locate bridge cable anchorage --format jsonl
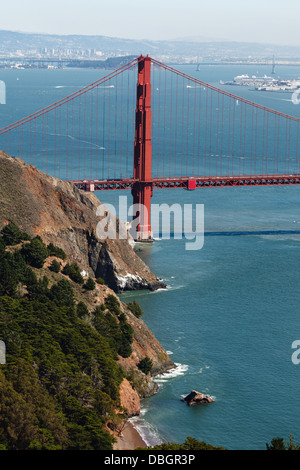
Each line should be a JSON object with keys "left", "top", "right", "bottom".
{"left": 1, "top": 55, "right": 300, "bottom": 241}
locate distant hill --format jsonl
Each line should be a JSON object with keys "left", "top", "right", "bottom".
{"left": 1, "top": 29, "right": 300, "bottom": 60}
{"left": 0, "top": 29, "right": 163, "bottom": 56}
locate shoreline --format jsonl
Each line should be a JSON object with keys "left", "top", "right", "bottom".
{"left": 113, "top": 421, "right": 148, "bottom": 450}
{"left": 113, "top": 363, "right": 182, "bottom": 450}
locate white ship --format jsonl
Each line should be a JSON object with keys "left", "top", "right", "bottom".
{"left": 221, "top": 74, "right": 300, "bottom": 92}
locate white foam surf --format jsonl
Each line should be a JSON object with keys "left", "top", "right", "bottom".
{"left": 129, "top": 416, "right": 164, "bottom": 448}
{"left": 154, "top": 363, "right": 189, "bottom": 384}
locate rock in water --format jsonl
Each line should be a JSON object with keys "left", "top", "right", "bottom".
{"left": 181, "top": 391, "right": 214, "bottom": 406}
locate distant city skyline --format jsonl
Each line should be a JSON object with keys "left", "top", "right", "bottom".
{"left": 1, "top": 0, "right": 300, "bottom": 47}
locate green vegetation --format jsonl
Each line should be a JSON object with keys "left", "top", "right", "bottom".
{"left": 0, "top": 224, "right": 136, "bottom": 450}
{"left": 20, "top": 236, "right": 49, "bottom": 268}
{"left": 137, "top": 357, "right": 153, "bottom": 375}
{"left": 104, "top": 294, "right": 121, "bottom": 316}
{"left": 47, "top": 243, "right": 66, "bottom": 261}
{"left": 266, "top": 435, "right": 300, "bottom": 450}
{"left": 84, "top": 277, "right": 96, "bottom": 291}
{"left": 92, "top": 297, "right": 134, "bottom": 359}
{"left": 139, "top": 434, "right": 300, "bottom": 451}
{"left": 0, "top": 222, "right": 31, "bottom": 246}
{"left": 76, "top": 301, "right": 89, "bottom": 319}
{"left": 49, "top": 259, "right": 61, "bottom": 273}
{"left": 62, "top": 262, "right": 84, "bottom": 285}
{"left": 140, "top": 436, "right": 226, "bottom": 451}
{"left": 127, "top": 300, "right": 144, "bottom": 318}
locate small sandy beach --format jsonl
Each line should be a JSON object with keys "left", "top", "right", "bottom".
{"left": 113, "top": 421, "right": 147, "bottom": 450}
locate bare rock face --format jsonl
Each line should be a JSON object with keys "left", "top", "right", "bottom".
{"left": 94, "top": 239, "right": 166, "bottom": 293}
{"left": 0, "top": 152, "right": 165, "bottom": 293}
{"left": 119, "top": 379, "right": 141, "bottom": 418}
{"left": 181, "top": 391, "right": 214, "bottom": 406}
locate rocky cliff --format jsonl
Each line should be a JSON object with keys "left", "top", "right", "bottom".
{"left": 0, "top": 152, "right": 164, "bottom": 292}
{"left": 0, "top": 152, "right": 175, "bottom": 417}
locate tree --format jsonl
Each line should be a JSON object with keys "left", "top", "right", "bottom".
{"left": 127, "top": 300, "right": 144, "bottom": 318}
{"left": 49, "top": 259, "right": 61, "bottom": 273}
{"left": 83, "top": 278, "right": 96, "bottom": 291}
{"left": 0, "top": 371, "right": 39, "bottom": 450}
{"left": 62, "top": 263, "right": 84, "bottom": 285}
{"left": 137, "top": 357, "right": 153, "bottom": 375}
{"left": 266, "top": 437, "right": 286, "bottom": 450}
{"left": 266, "top": 435, "right": 300, "bottom": 450}
{"left": 0, "top": 237, "right": 6, "bottom": 256}
{"left": 47, "top": 243, "right": 66, "bottom": 260}
{"left": 142, "top": 437, "right": 226, "bottom": 451}
{"left": 118, "top": 313, "right": 134, "bottom": 358}
{"left": 104, "top": 295, "right": 121, "bottom": 316}
{"left": 21, "top": 238, "right": 48, "bottom": 268}
{"left": 0, "top": 257, "right": 18, "bottom": 296}
{"left": 50, "top": 279, "right": 75, "bottom": 307}
{"left": 76, "top": 301, "right": 89, "bottom": 318}
{"left": 1, "top": 223, "right": 30, "bottom": 246}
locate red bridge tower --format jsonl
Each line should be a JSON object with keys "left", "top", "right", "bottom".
{"left": 132, "top": 55, "right": 153, "bottom": 242}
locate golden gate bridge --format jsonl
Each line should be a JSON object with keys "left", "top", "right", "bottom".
{"left": 1, "top": 55, "right": 300, "bottom": 241}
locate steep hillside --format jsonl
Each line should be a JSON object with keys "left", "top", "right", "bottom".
{"left": 0, "top": 152, "right": 164, "bottom": 292}
{"left": 0, "top": 223, "right": 174, "bottom": 450}
{"left": 0, "top": 152, "right": 175, "bottom": 450}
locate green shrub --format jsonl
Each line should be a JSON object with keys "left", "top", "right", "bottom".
{"left": 104, "top": 295, "right": 121, "bottom": 316}
{"left": 47, "top": 243, "right": 67, "bottom": 260}
{"left": 49, "top": 259, "right": 61, "bottom": 273}
{"left": 92, "top": 307, "right": 133, "bottom": 359}
{"left": 62, "top": 263, "right": 71, "bottom": 275}
{"left": 127, "top": 300, "right": 144, "bottom": 318}
{"left": 137, "top": 357, "right": 153, "bottom": 375}
{"left": 266, "top": 435, "right": 300, "bottom": 450}
{"left": 21, "top": 237, "right": 48, "bottom": 268}
{"left": 0, "top": 237, "right": 5, "bottom": 255}
{"left": 145, "top": 437, "right": 226, "bottom": 451}
{"left": 83, "top": 278, "right": 96, "bottom": 291}
{"left": 0, "top": 256, "right": 18, "bottom": 296}
{"left": 1, "top": 223, "right": 31, "bottom": 246}
{"left": 76, "top": 301, "right": 89, "bottom": 318}
{"left": 50, "top": 279, "right": 75, "bottom": 307}
{"left": 116, "top": 313, "right": 133, "bottom": 358}
{"left": 62, "top": 263, "right": 84, "bottom": 285}
{"left": 96, "top": 277, "right": 105, "bottom": 285}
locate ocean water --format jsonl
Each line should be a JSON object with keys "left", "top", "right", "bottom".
{"left": 1, "top": 63, "right": 300, "bottom": 450}
{"left": 120, "top": 185, "right": 300, "bottom": 450}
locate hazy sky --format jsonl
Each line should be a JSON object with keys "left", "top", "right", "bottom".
{"left": 1, "top": 0, "right": 300, "bottom": 46}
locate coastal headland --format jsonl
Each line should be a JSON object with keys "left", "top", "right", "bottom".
{"left": 0, "top": 151, "right": 175, "bottom": 450}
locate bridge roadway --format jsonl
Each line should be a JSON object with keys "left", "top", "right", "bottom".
{"left": 71, "top": 174, "right": 300, "bottom": 192}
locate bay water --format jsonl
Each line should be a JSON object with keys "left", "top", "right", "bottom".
{"left": 120, "top": 184, "right": 300, "bottom": 450}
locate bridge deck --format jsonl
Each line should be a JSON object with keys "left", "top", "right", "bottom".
{"left": 71, "top": 174, "right": 300, "bottom": 191}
